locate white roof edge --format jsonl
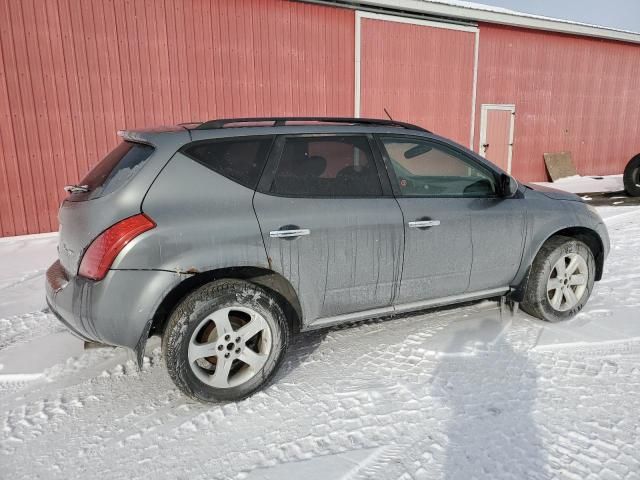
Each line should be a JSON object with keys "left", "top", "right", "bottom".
{"left": 341, "top": 0, "right": 640, "bottom": 44}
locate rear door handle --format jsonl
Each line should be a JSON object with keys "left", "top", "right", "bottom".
{"left": 408, "top": 220, "right": 441, "bottom": 228}
{"left": 269, "top": 228, "right": 311, "bottom": 238}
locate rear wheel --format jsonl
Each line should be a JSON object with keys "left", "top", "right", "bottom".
{"left": 521, "top": 236, "right": 595, "bottom": 322}
{"left": 162, "top": 279, "right": 289, "bottom": 402}
{"left": 623, "top": 154, "right": 640, "bottom": 197}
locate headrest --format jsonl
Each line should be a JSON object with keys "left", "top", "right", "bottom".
{"left": 337, "top": 166, "right": 357, "bottom": 177}
{"left": 303, "top": 155, "right": 326, "bottom": 177}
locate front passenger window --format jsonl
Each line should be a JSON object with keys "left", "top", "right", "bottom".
{"left": 380, "top": 136, "right": 497, "bottom": 197}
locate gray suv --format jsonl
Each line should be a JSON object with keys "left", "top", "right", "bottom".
{"left": 46, "top": 117, "right": 609, "bottom": 402}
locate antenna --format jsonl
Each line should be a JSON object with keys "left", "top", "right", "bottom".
{"left": 383, "top": 108, "right": 393, "bottom": 121}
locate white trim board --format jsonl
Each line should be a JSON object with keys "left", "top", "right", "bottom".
{"left": 469, "top": 29, "right": 479, "bottom": 150}
{"left": 354, "top": 12, "right": 361, "bottom": 117}
{"left": 354, "top": 10, "right": 479, "bottom": 149}
{"left": 338, "top": 0, "right": 640, "bottom": 45}
{"left": 356, "top": 10, "right": 478, "bottom": 32}
{"left": 479, "top": 103, "right": 516, "bottom": 173}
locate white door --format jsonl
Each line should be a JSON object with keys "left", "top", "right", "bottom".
{"left": 479, "top": 104, "right": 515, "bottom": 173}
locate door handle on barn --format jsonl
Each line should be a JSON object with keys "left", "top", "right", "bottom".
{"left": 408, "top": 220, "right": 441, "bottom": 229}
{"left": 269, "top": 228, "right": 311, "bottom": 239}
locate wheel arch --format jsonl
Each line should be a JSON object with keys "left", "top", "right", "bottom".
{"left": 510, "top": 226, "right": 605, "bottom": 302}
{"left": 149, "top": 266, "right": 303, "bottom": 340}
{"left": 547, "top": 227, "right": 605, "bottom": 281}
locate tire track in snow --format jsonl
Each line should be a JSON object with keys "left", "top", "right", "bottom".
{"left": 2, "top": 207, "right": 640, "bottom": 478}
{"left": 0, "top": 269, "right": 47, "bottom": 292}
{"left": 0, "top": 311, "right": 63, "bottom": 350}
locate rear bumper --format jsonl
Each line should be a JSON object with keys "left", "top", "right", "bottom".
{"left": 46, "top": 260, "right": 184, "bottom": 363}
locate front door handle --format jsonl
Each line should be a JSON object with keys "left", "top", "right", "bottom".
{"left": 408, "top": 220, "right": 441, "bottom": 228}
{"left": 269, "top": 228, "right": 311, "bottom": 238}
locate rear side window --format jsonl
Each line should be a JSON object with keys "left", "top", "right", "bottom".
{"left": 181, "top": 136, "right": 274, "bottom": 189}
{"left": 269, "top": 135, "right": 382, "bottom": 197}
{"left": 69, "top": 142, "right": 155, "bottom": 201}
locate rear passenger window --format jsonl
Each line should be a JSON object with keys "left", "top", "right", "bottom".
{"left": 181, "top": 136, "right": 274, "bottom": 189}
{"left": 269, "top": 136, "right": 382, "bottom": 197}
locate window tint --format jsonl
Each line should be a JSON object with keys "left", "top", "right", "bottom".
{"left": 380, "top": 136, "right": 497, "bottom": 197}
{"left": 181, "top": 136, "right": 273, "bottom": 189}
{"left": 69, "top": 142, "right": 155, "bottom": 202}
{"left": 270, "top": 136, "right": 382, "bottom": 197}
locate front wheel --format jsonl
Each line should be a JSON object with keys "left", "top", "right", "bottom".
{"left": 521, "top": 236, "right": 595, "bottom": 322}
{"left": 162, "top": 279, "right": 290, "bottom": 403}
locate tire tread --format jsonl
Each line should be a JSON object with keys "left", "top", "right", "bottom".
{"left": 521, "top": 235, "right": 595, "bottom": 322}
{"left": 623, "top": 154, "right": 640, "bottom": 197}
{"left": 162, "top": 279, "right": 289, "bottom": 403}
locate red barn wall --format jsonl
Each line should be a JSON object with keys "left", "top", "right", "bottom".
{"left": 475, "top": 23, "right": 640, "bottom": 182}
{"left": 2, "top": 1, "right": 640, "bottom": 237}
{"left": 0, "top": 0, "right": 354, "bottom": 237}
{"left": 358, "top": 16, "right": 477, "bottom": 146}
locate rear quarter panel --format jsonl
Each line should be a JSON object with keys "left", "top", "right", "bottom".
{"left": 113, "top": 152, "right": 269, "bottom": 272}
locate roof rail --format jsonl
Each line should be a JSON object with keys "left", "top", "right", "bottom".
{"left": 193, "top": 116, "right": 431, "bottom": 133}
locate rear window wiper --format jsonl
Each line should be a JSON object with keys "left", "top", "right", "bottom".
{"left": 64, "top": 184, "right": 90, "bottom": 193}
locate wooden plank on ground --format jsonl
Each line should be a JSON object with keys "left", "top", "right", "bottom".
{"left": 544, "top": 151, "right": 578, "bottom": 181}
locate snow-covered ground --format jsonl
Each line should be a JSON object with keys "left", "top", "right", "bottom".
{"left": 1, "top": 206, "right": 640, "bottom": 479}
{"left": 532, "top": 174, "right": 625, "bottom": 194}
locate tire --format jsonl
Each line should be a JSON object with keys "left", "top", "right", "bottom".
{"left": 623, "top": 154, "right": 640, "bottom": 197}
{"left": 521, "top": 236, "right": 596, "bottom": 322}
{"left": 162, "top": 279, "right": 290, "bottom": 403}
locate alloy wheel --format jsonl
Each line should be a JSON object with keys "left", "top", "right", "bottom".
{"left": 188, "top": 306, "right": 272, "bottom": 388}
{"left": 546, "top": 253, "right": 589, "bottom": 312}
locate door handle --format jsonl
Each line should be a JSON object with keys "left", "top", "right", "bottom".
{"left": 408, "top": 220, "right": 441, "bottom": 228}
{"left": 269, "top": 228, "right": 311, "bottom": 238}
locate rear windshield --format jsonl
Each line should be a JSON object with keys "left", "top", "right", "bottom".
{"left": 68, "top": 142, "right": 155, "bottom": 201}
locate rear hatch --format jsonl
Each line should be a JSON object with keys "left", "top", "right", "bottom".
{"left": 58, "top": 141, "right": 156, "bottom": 275}
{"left": 56, "top": 128, "right": 189, "bottom": 276}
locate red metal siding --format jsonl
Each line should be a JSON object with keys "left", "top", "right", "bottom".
{"left": 359, "top": 18, "right": 476, "bottom": 146}
{"left": 475, "top": 23, "right": 640, "bottom": 182}
{"left": 0, "top": 0, "right": 355, "bottom": 236}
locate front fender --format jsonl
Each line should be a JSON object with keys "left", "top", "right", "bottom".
{"left": 511, "top": 192, "right": 609, "bottom": 289}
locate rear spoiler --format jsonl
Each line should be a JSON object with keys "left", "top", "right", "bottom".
{"left": 117, "top": 130, "right": 153, "bottom": 144}
{"left": 117, "top": 125, "right": 192, "bottom": 146}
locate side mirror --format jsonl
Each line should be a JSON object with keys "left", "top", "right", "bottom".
{"left": 499, "top": 173, "right": 518, "bottom": 197}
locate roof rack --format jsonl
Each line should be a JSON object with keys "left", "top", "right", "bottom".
{"left": 193, "top": 116, "right": 430, "bottom": 133}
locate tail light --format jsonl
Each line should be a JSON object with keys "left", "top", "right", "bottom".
{"left": 79, "top": 214, "right": 156, "bottom": 280}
